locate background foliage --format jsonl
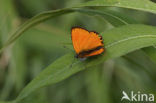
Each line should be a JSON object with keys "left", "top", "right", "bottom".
{"left": 0, "top": 0, "right": 156, "bottom": 103}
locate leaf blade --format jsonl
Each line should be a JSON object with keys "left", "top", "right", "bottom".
{"left": 14, "top": 24, "right": 156, "bottom": 103}
{"left": 0, "top": 8, "right": 73, "bottom": 53}
{"left": 78, "top": 0, "right": 156, "bottom": 14}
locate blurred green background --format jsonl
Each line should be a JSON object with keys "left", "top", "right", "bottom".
{"left": 0, "top": 0, "right": 156, "bottom": 103}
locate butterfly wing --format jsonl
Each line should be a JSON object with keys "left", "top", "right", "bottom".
{"left": 71, "top": 27, "right": 89, "bottom": 54}
{"left": 71, "top": 27, "right": 104, "bottom": 58}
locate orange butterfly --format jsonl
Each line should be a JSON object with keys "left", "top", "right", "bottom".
{"left": 71, "top": 27, "right": 104, "bottom": 58}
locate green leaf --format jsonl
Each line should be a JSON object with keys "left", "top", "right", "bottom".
{"left": 75, "top": 8, "right": 138, "bottom": 27}
{"left": 13, "top": 24, "right": 156, "bottom": 103}
{"left": 0, "top": 8, "right": 73, "bottom": 53}
{"left": 78, "top": 0, "right": 156, "bottom": 14}
{"left": 1, "top": 0, "right": 156, "bottom": 53}
{"left": 123, "top": 50, "right": 156, "bottom": 82}
{"left": 15, "top": 52, "right": 85, "bottom": 103}
{"left": 143, "top": 47, "right": 156, "bottom": 63}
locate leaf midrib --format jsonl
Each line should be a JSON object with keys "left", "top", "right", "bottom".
{"left": 105, "top": 35, "right": 156, "bottom": 48}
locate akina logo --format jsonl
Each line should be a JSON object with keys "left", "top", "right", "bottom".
{"left": 121, "top": 91, "right": 154, "bottom": 102}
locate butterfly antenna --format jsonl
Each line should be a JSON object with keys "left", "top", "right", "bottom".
{"left": 63, "top": 45, "right": 73, "bottom": 51}
{"left": 60, "top": 42, "right": 73, "bottom": 51}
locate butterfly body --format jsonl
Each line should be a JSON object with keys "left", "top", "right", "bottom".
{"left": 71, "top": 27, "right": 104, "bottom": 58}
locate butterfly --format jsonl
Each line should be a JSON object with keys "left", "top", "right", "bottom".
{"left": 71, "top": 27, "right": 104, "bottom": 58}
